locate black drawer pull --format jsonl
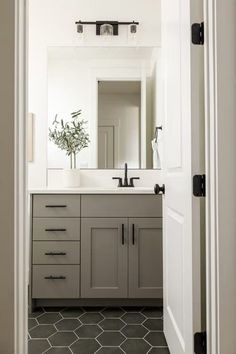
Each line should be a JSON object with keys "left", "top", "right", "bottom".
{"left": 45, "top": 205, "right": 67, "bottom": 208}
{"left": 45, "top": 228, "right": 67, "bottom": 232}
{"left": 44, "top": 276, "right": 66, "bottom": 280}
{"left": 132, "top": 224, "right": 135, "bottom": 245}
{"left": 44, "top": 252, "right": 67, "bottom": 256}
{"left": 121, "top": 224, "right": 125, "bottom": 245}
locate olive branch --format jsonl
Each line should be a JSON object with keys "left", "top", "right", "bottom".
{"left": 49, "top": 110, "right": 90, "bottom": 169}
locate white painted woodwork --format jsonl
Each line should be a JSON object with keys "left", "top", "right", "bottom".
{"left": 204, "top": 1, "right": 236, "bottom": 353}
{"left": 162, "top": 0, "right": 203, "bottom": 352}
{"left": 98, "top": 126, "right": 114, "bottom": 168}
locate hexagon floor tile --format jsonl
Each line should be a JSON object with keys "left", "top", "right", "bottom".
{"left": 75, "top": 324, "right": 102, "bottom": 338}
{"left": 28, "top": 306, "right": 169, "bottom": 353}
{"left": 70, "top": 338, "right": 100, "bottom": 354}
{"left": 97, "top": 331, "right": 125, "bottom": 346}
{"left": 55, "top": 318, "right": 81, "bottom": 331}
{"left": 49, "top": 331, "right": 77, "bottom": 346}
{"left": 121, "top": 338, "right": 151, "bottom": 354}
{"left": 121, "top": 324, "right": 148, "bottom": 338}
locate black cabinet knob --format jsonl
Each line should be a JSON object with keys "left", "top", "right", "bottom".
{"left": 154, "top": 184, "right": 165, "bottom": 195}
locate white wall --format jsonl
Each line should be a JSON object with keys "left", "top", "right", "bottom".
{"left": 28, "top": 0, "right": 161, "bottom": 188}
{"left": 48, "top": 58, "right": 91, "bottom": 169}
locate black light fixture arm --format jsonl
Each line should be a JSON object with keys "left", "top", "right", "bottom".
{"left": 75, "top": 20, "right": 139, "bottom": 25}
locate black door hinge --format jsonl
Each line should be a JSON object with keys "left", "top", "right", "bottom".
{"left": 193, "top": 174, "right": 206, "bottom": 197}
{"left": 192, "top": 22, "right": 204, "bottom": 45}
{"left": 194, "top": 331, "right": 207, "bottom": 354}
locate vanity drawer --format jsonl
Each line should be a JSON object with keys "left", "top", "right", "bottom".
{"left": 33, "top": 218, "right": 80, "bottom": 241}
{"left": 33, "top": 242, "right": 80, "bottom": 265}
{"left": 33, "top": 194, "right": 81, "bottom": 217}
{"left": 81, "top": 195, "right": 162, "bottom": 217}
{"left": 32, "top": 265, "right": 80, "bottom": 298}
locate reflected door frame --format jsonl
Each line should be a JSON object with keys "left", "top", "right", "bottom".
{"left": 90, "top": 66, "right": 146, "bottom": 168}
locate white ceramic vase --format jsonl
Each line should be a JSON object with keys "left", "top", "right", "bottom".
{"left": 63, "top": 169, "right": 80, "bottom": 188}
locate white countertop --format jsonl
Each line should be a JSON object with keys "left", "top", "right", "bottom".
{"left": 28, "top": 187, "right": 155, "bottom": 194}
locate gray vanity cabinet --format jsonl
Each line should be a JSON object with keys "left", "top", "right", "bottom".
{"left": 128, "top": 218, "right": 163, "bottom": 298}
{"left": 81, "top": 218, "right": 128, "bottom": 298}
{"left": 31, "top": 194, "right": 163, "bottom": 303}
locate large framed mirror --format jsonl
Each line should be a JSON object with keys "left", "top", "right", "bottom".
{"left": 47, "top": 46, "right": 162, "bottom": 169}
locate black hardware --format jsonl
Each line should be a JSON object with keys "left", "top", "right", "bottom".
{"left": 124, "top": 162, "right": 129, "bottom": 186}
{"left": 129, "top": 177, "right": 140, "bottom": 187}
{"left": 96, "top": 21, "right": 119, "bottom": 35}
{"left": 154, "top": 126, "right": 163, "bottom": 142}
{"left": 154, "top": 184, "right": 165, "bottom": 195}
{"left": 45, "top": 228, "right": 67, "bottom": 232}
{"left": 121, "top": 224, "right": 125, "bottom": 245}
{"left": 113, "top": 163, "right": 140, "bottom": 188}
{"left": 45, "top": 252, "right": 67, "bottom": 256}
{"left": 112, "top": 177, "right": 123, "bottom": 187}
{"left": 192, "top": 22, "right": 204, "bottom": 45}
{"left": 45, "top": 205, "right": 67, "bottom": 208}
{"left": 132, "top": 224, "right": 135, "bottom": 245}
{"left": 193, "top": 174, "right": 206, "bottom": 197}
{"left": 75, "top": 20, "right": 139, "bottom": 36}
{"left": 194, "top": 331, "right": 207, "bottom": 354}
{"left": 44, "top": 276, "right": 66, "bottom": 280}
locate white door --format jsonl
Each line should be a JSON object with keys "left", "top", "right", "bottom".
{"left": 98, "top": 126, "right": 114, "bottom": 168}
{"left": 162, "top": 0, "right": 204, "bottom": 353}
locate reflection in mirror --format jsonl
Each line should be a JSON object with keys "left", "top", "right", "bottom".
{"left": 98, "top": 81, "right": 141, "bottom": 169}
{"left": 47, "top": 47, "right": 161, "bottom": 169}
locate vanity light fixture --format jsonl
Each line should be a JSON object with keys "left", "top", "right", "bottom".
{"left": 75, "top": 20, "right": 139, "bottom": 36}
{"left": 76, "top": 23, "right": 84, "bottom": 34}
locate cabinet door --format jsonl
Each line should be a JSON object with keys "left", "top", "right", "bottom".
{"left": 129, "top": 218, "right": 163, "bottom": 298}
{"left": 81, "top": 218, "right": 128, "bottom": 298}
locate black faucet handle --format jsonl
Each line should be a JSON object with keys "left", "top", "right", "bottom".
{"left": 129, "top": 177, "right": 140, "bottom": 187}
{"left": 112, "top": 177, "right": 123, "bottom": 187}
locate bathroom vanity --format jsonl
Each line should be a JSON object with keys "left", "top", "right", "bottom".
{"left": 29, "top": 190, "right": 163, "bottom": 307}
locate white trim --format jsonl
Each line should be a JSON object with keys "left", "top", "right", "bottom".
{"left": 14, "top": 0, "right": 28, "bottom": 353}
{"left": 204, "top": 0, "right": 219, "bottom": 353}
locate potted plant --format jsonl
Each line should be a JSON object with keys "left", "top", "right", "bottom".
{"left": 49, "top": 110, "right": 90, "bottom": 187}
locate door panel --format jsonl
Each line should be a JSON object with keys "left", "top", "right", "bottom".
{"left": 129, "top": 218, "right": 163, "bottom": 298}
{"left": 98, "top": 126, "right": 114, "bottom": 168}
{"left": 81, "top": 218, "right": 128, "bottom": 298}
{"left": 162, "top": 0, "right": 203, "bottom": 352}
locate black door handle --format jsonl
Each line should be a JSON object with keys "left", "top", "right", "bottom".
{"left": 154, "top": 184, "right": 165, "bottom": 195}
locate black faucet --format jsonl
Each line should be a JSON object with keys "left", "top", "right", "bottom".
{"left": 112, "top": 163, "right": 140, "bottom": 187}
{"left": 124, "top": 163, "right": 129, "bottom": 187}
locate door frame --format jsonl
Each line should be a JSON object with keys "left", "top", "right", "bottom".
{"left": 13, "top": 0, "right": 232, "bottom": 353}
{"left": 204, "top": 0, "right": 236, "bottom": 353}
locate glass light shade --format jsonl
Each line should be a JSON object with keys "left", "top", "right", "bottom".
{"left": 130, "top": 24, "right": 137, "bottom": 34}
{"left": 100, "top": 23, "right": 114, "bottom": 36}
{"left": 77, "top": 24, "right": 83, "bottom": 33}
